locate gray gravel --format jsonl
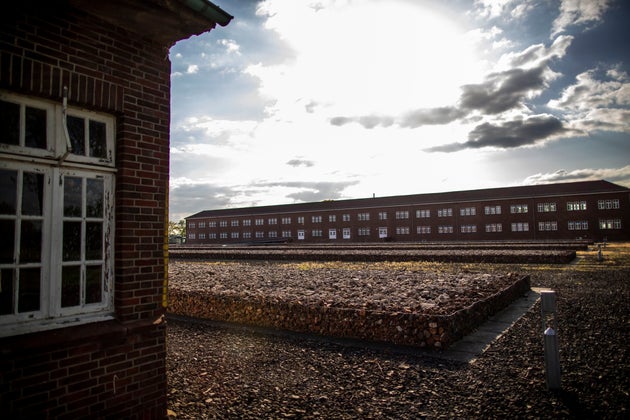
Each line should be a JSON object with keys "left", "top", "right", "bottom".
{"left": 167, "top": 256, "right": 629, "bottom": 419}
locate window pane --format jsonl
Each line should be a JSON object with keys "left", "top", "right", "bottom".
{"left": 61, "top": 266, "right": 80, "bottom": 307}
{"left": 63, "top": 221, "right": 81, "bottom": 261}
{"left": 67, "top": 115, "right": 85, "bottom": 155}
{"left": 18, "top": 267, "right": 40, "bottom": 313}
{"left": 0, "top": 220, "right": 15, "bottom": 264}
{"left": 0, "top": 100, "right": 20, "bottom": 146}
{"left": 85, "top": 265, "right": 102, "bottom": 304}
{"left": 89, "top": 120, "right": 107, "bottom": 158}
{"left": 0, "top": 169, "right": 17, "bottom": 215}
{"left": 86, "top": 178, "right": 104, "bottom": 218}
{"left": 25, "top": 106, "right": 47, "bottom": 149}
{"left": 64, "top": 177, "right": 82, "bottom": 217}
{"left": 22, "top": 172, "right": 44, "bottom": 216}
{"left": 20, "top": 220, "right": 42, "bottom": 263}
{"left": 86, "top": 222, "right": 102, "bottom": 260}
{"left": 0, "top": 268, "right": 14, "bottom": 315}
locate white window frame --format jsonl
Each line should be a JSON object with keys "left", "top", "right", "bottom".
{"left": 438, "top": 225, "right": 453, "bottom": 234}
{"left": 510, "top": 204, "right": 528, "bottom": 214}
{"left": 537, "top": 202, "right": 557, "bottom": 212}
{"left": 416, "top": 209, "right": 430, "bottom": 218}
{"left": 395, "top": 210, "right": 409, "bottom": 219}
{"left": 538, "top": 221, "right": 558, "bottom": 231}
{"left": 484, "top": 205, "right": 501, "bottom": 215}
{"left": 567, "top": 201, "right": 587, "bottom": 211}
{"left": 1, "top": 92, "right": 116, "bottom": 337}
{"left": 460, "top": 224, "right": 477, "bottom": 233}
{"left": 459, "top": 207, "right": 476, "bottom": 216}
{"left": 485, "top": 223, "right": 503, "bottom": 233}
{"left": 417, "top": 226, "right": 431, "bottom": 234}
{"left": 599, "top": 219, "right": 621, "bottom": 230}
{"left": 511, "top": 222, "right": 530, "bottom": 232}
{"left": 598, "top": 199, "right": 619, "bottom": 210}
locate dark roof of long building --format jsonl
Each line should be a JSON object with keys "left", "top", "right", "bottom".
{"left": 186, "top": 180, "right": 629, "bottom": 219}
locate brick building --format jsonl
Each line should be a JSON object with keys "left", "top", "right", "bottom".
{"left": 1, "top": 1, "right": 231, "bottom": 418}
{"left": 186, "top": 180, "right": 630, "bottom": 244}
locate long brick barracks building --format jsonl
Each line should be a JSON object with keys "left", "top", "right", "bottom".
{"left": 186, "top": 180, "right": 630, "bottom": 244}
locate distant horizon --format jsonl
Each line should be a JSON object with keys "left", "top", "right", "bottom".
{"left": 169, "top": 0, "right": 630, "bottom": 222}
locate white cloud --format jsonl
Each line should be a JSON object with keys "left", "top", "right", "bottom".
{"left": 498, "top": 35, "right": 573, "bottom": 70}
{"left": 548, "top": 67, "right": 630, "bottom": 111}
{"left": 523, "top": 165, "right": 630, "bottom": 187}
{"left": 472, "top": 0, "right": 514, "bottom": 19}
{"left": 548, "top": 66, "right": 630, "bottom": 133}
{"left": 551, "top": 0, "right": 611, "bottom": 37}
{"left": 250, "top": 0, "right": 486, "bottom": 118}
{"left": 186, "top": 64, "right": 199, "bottom": 74}
{"left": 218, "top": 39, "right": 241, "bottom": 55}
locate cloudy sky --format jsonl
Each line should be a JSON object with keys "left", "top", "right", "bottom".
{"left": 168, "top": 0, "right": 630, "bottom": 221}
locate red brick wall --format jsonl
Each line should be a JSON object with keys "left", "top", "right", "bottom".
{"left": 1, "top": 4, "right": 171, "bottom": 418}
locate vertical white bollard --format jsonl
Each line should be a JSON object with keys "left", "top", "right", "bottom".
{"left": 540, "top": 291, "right": 561, "bottom": 390}
{"left": 544, "top": 327, "right": 561, "bottom": 389}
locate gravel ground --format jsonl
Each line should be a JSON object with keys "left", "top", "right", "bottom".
{"left": 168, "top": 260, "right": 524, "bottom": 315}
{"left": 166, "top": 245, "right": 629, "bottom": 419}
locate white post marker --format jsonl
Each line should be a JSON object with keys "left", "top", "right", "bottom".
{"left": 540, "top": 291, "right": 561, "bottom": 390}
{"left": 544, "top": 327, "right": 561, "bottom": 390}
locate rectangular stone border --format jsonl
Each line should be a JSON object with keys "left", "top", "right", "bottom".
{"left": 168, "top": 275, "right": 530, "bottom": 350}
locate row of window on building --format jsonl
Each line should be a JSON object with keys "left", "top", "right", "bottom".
{"left": 188, "top": 219, "right": 622, "bottom": 240}
{"left": 189, "top": 200, "right": 621, "bottom": 230}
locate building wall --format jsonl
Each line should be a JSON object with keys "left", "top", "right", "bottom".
{"left": 186, "top": 187, "right": 629, "bottom": 244}
{"left": 1, "top": 4, "right": 170, "bottom": 418}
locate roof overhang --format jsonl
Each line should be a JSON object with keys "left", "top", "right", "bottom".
{"left": 68, "top": 0, "right": 233, "bottom": 46}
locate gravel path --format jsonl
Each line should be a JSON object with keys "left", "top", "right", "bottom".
{"left": 167, "top": 247, "right": 629, "bottom": 419}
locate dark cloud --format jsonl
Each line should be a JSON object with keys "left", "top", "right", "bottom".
{"left": 357, "top": 115, "right": 394, "bottom": 129}
{"left": 286, "top": 158, "right": 314, "bottom": 167}
{"left": 329, "top": 115, "right": 393, "bottom": 129}
{"left": 459, "top": 65, "right": 548, "bottom": 114}
{"left": 400, "top": 107, "right": 465, "bottom": 127}
{"left": 427, "top": 115, "right": 567, "bottom": 152}
{"left": 329, "top": 116, "right": 353, "bottom": 126}
{"left": 330, "top": 64, "right": 553, "bottom": 130}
